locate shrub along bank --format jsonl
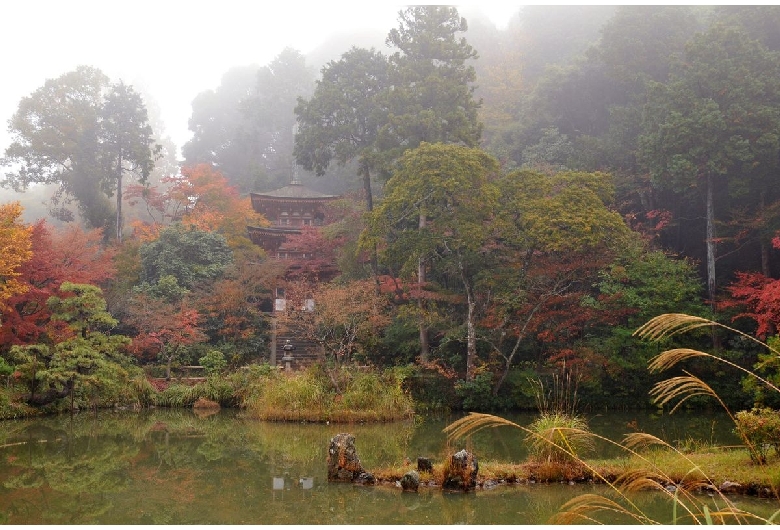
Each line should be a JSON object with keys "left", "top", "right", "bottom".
{"left": 0, "top": 363, "right": 415, "bottom": 423}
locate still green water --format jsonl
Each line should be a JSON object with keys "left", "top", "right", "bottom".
{"left": 0, "top": 408, "right": 776, "bottom": 524}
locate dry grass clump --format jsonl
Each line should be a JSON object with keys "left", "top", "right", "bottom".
{"left": 244, "top": 369, "right": 329, "bottom": 421}
{"left": 241, "top": 365, "right": 414, "bottom": 423}
{"left": 525, "top": 412, "right": 595, "bottom": 465}
{"left": 193, "top": 397, "right": 220, "bottom": 410}
{"left": 549, "top": 313, "right": 780, "bottom": 524}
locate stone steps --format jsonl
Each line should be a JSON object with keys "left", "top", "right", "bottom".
{"left": 276, "top": 332, "right": 322, "bottom": 369}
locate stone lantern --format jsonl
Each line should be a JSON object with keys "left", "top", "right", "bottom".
{"left": 281, "top": 340, "right": 295, "bottom": 371}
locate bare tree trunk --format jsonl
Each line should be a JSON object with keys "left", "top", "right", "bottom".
{"left": 116, "top": 155, "right": 123, "bottom": 243}
{"left": 362, "top": 169, "right": 373, "bottom": 212}
{"left": 705, "top": 174, "right": 716, "bottom": 311}
{"left": 457, "top": 255, "right": 476, "bottom": 382}
{"left": 761, "top": 191, "right": 771, "bottom": 277}
{"left": 270, "top": 317, "right": 277, "bottom": 366}
{"left": 418, "top": 212, "right": 429, "bottom": 362}
{"left": 493, "top": 308, "right": 539, "bottom": 395}
{"left": 165, "top": 352, "right": 173, "bottom": 381}
{"left": 705, "top": 174, "right": 720, "bottom": 349}
{"left": 362, "top": 168, "right": 381, "bottom": 294}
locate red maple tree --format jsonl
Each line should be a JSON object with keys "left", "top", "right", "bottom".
{"left": 124, "top": 294, "right": 207, "bottom": 378}
{"left": 721, "top": 236, "right": 780, "bottom": 339}
{"left": 0, "top": 221, "right": 115, "bottom": 350}
{"left": 723, "top": 271, "right": 780, "bottom": 339}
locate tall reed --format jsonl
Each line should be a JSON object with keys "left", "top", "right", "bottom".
{"left": 531, "top": 367, "right": 581, "bottom": 416}
{"left": 524, "top": 367, "right": 593, "bottom": 472}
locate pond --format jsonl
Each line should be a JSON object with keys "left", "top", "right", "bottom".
{"left": 0, "top": 408, "right": 776, "bottom": 524}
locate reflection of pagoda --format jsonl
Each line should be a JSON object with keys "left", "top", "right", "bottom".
{"left": 247, "top": 179, "right": 338, "bottom": 259}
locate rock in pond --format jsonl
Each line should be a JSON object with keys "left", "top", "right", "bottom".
{"left": 327, "top": 433, "right": 367, "bottom": 482}
{"left": 355, "top": 472, "right": 376, "bottom": 485}
{"left": 417, "top": 457, "right": 433, "bottom": 473}
{"left": 442, "top": 449, "right": 478, "bottom": 492}
{"left": 401, "top": 470, "right": 420, "bottom": 492}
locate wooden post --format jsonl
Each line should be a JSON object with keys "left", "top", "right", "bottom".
{"left": 270, "top": 316, "right": 277, "bottom": 366}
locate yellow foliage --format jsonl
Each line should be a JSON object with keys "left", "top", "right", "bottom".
{"left": 0, "top": 202, "right": 33, "bottom": 313}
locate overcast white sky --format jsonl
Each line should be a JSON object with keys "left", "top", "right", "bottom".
{"left": 0, "top": 1, "right": 522, "bottom": 176}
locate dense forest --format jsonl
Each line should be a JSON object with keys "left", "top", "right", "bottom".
{"left": 2, "top": 5, "right": 780, "bottom": 415}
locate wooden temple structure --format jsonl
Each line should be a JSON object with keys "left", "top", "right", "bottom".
{"left": 247, "top": 180, "right": 339, "bottom": 259}
{"left": 247, "top": 179, "right": 340, "bottom": 368}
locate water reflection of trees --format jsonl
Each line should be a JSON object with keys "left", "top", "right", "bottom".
{"left": 2, "top": 409, "right": 767, "bottom": 524}
{"left": 2, "top": 409, "right": 771, "bottom": 524}
{"left": 0, "top": 410, "right": 418, "bottom": 524}
{"left": 240, "top": 419, "right": 415, "bottom": 469}
{"left": 2, "top": 416, "right": 139, "bottom": 524}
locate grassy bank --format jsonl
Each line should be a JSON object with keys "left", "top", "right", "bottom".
{"left": 0, "top": 364, "right": 415, "bottom": 423}
{"left": 371, "top": 446, "right": 780, "bottom": 497}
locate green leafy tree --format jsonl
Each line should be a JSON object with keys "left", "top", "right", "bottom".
{"left": 294, "top": 46, "right": 390, "bottom": 211}
{"left": 47, "top": 333, "right": 132, "bottom": 409}
{"left": 584, "top": 5, "right": 697, "bottom": 176}
{"left": 494, "top": 170, "right": 629, "bottom": 255}
{"left": 182, "top": 65, "right": 261, "bottom": 191}
{"left": 47, "top": 282, "right": 132, "bottom": 403}
{"left": 2, "top": 66, "right": 112, "bottom": 228}
{"left": 10, "top": 282, "right": 132, "bottom": 408}
{"left": 352, "top": 7, "right": 484, "bottom": 359}
{"left": 511, "top": 5, "right": 616, "bottom": 82}
{"left": 594, "top": 240, "right": 705, "bottom": 399}
{"left": 295, "top": 7, "right": 483, "bottom": 210}
{"left": 467, "top": 13, "right": 524, "bottom": 146}
{"left": 184, "top": 49, "right": 314, "bottom": 193}
{"left": 363, "top": 143, "right": 499, "bottom": 379}
{"left": 493, "top": 7, "right": 697, "bottom": 214}
{"left": 7, "top": 344, "right": 55, "bottom": 405}
{"left": 199, "top": 350, "right": 227, "bottom": 376}
{"left": 598, "top": 6, "right": 697, "bottom": 86}
{"left": 2, "top": 67, "right": 159, "bottom": 237}
{"left": 244, "top": 48, "right": 314, "bottom": 190}
{"left": 100, "top": 81, "right": 161, "bottom": 242}
{"left": 138, "top": 223, "right": 233, "bottom": 292}
{"left": 717, "top": 5, "right": 780, "bottom": 51}
{"left": 383, "top": 6, "right": 483, "bottom": 156}
{"left": 47, "top": 282, "right": 120, "bottom": 340}
{"left": 598, "top": 243, "right": 704, "bottom": 327}
{"left": 639, "top": 25, "right": 780, "bottom": 308}
{"left": 484, "top": 169, "right": 633, "bottom": 394}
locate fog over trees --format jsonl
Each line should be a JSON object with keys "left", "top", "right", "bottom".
{"left": 3, "top": 5, "right": 780, "bottom": 412}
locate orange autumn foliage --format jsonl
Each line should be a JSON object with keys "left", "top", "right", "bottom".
{"left": 127, "top": 163, "right": 267, "bottom": 257}
{"left": 178, "top": 164, "right": 266, "bottom": 255}
{"left": 279, "top": 278, "right": 390, "bottom": 364}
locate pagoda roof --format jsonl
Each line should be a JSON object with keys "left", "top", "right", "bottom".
{"left": 251, "top": 182, "right": 338, "bottom": 200}
{"left": 247, "top": 225, "right": 301, "bottom": 235}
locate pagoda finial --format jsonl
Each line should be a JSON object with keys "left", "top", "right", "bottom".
{"left": 291, "top": 123, "right": 301, "bottom": 185}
